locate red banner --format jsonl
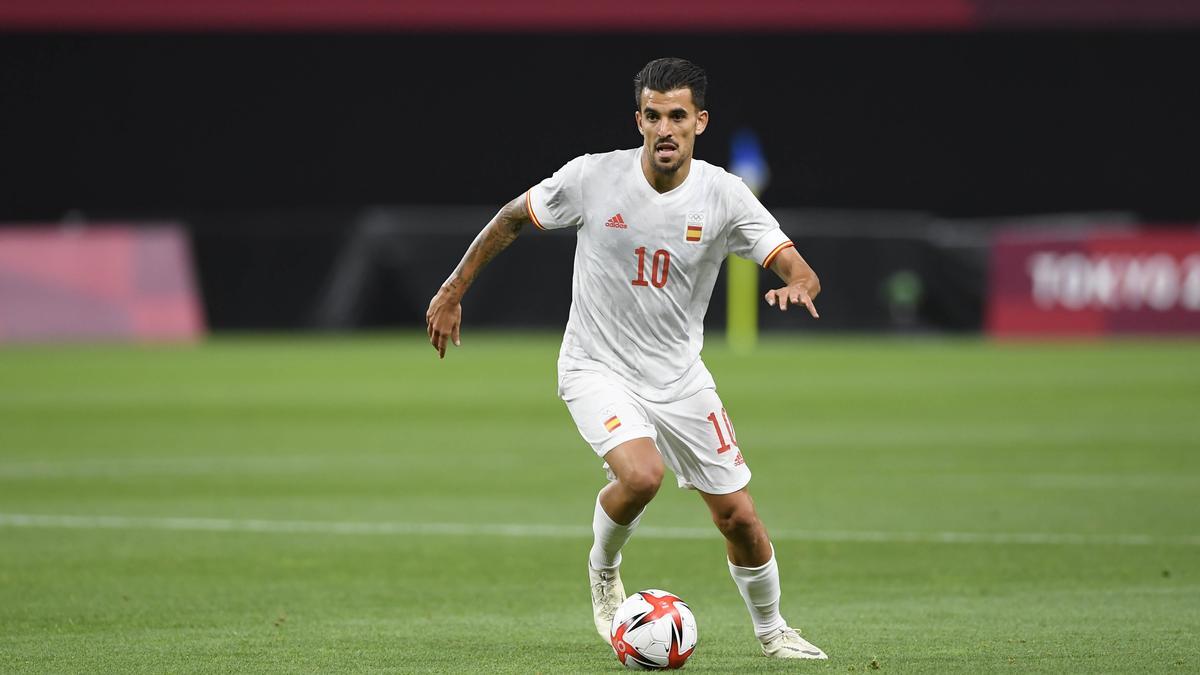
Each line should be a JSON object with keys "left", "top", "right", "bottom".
{"left": 987, "top": 228, "right": 1200, "bottom": 337}
{"left": 0, "top": 225, "right": 205, "bottom": 343}
{"left": 2, "top": 0, "right": 1196, "bottom": 31}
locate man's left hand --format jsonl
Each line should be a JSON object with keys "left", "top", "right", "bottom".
{"left": 764, "top": 284, "right": 819, "bottom": 318}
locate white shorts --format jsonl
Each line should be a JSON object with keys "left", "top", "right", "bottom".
{"left": 560, "top": 370, "right": 751, "bottom": 495}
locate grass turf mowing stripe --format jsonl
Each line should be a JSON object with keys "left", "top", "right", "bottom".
{"left": 2, "top": 512, "right": 1197, "bottom": 547}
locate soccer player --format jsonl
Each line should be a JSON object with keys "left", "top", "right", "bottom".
{"left": 426, "top": 57, "right": 825, "bottom": 660}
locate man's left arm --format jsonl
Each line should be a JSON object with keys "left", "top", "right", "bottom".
{"left": 764, "top": 246, "right": 820, "bottom": 318}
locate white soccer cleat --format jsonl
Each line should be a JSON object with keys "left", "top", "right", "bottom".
{"left": 760, "top": 627, "right": 828, "bottom": 659}
{"left": 588, "top": 564, "right": 626, "bottom": 642}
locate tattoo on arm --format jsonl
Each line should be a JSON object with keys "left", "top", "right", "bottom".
{"left": 442, "top": 194, "right": 533, "bottom": 296}
{"left": 770, "top": 247, "right": 821, "bottom": 298}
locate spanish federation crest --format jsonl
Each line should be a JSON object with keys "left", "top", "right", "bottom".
{"left": 685, "top": 212, "right": 704, "bottom": 242}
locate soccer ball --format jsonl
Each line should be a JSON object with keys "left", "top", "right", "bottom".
{"left": 609, "top": 589, "right": 698, "bottom": 670}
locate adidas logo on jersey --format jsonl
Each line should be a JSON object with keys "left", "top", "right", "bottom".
{"left": 605, "top": 213, "right": 628, "bottom": 229}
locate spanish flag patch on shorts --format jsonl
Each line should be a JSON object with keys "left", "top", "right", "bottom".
{"left": 604, "top": 415, "right": 621, "bottom": 432}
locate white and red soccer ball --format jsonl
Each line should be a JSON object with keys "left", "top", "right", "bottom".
{"left": 609, "top": 589, "right": 698, "bottom": 670}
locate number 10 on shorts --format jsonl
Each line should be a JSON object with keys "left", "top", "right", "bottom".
{"left": 707, "top": 408, "right": 738, "bottom": 454}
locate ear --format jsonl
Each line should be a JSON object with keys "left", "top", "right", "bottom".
{"left": 694, "top": 110, "right": 709, "bottom": 136}
{"left": 635, "top": 110, "right": 644, "bottom": 136}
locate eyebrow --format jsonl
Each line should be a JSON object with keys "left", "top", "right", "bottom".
{"left": 644, "top": 107, "right": 689, "bottom": 116}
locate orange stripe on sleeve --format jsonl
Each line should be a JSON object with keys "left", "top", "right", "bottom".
{"left": 525, "top": 190, "right": 545, "bottom": 230}
{"left": 762, "top": 241, "right": 795, "bottom": 269}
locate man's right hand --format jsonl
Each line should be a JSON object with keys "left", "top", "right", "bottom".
{"left": 424, "top": 193, "right": 532, "bottom": 359}
{"left": 426, "top": 287, "right": 462, "bottom": 359}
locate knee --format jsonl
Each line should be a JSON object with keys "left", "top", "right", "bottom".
{"left": 712, "top": 506, "right": 760, "bottom": 541}
{"left": 619, "top": 463, "right": 664, "bottom": 503}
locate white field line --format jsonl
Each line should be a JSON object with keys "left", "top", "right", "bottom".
{"left": 1, "top": 513, "right": 1198, "bottom": 547}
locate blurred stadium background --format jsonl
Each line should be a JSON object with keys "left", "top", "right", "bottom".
{"left": 1, "top": 2, "right": 1198, "bottom": 672}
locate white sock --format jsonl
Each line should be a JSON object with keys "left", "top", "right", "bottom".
{"left": 728, "top": 547, "right": 788, "bottom": 639}
{"left": 588, "top": 494, "right": 644, "bottom": 571}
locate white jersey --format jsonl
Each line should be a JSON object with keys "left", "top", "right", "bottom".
{"left": 526, "top": 147, "right": 793, "bottom": 402}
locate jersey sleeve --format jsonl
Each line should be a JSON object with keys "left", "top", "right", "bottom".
{"left": 725, "top": 177, "right": 794, "bottom": 268}
{"left": 525, "top": 155, "right": 586, "bottom": 231}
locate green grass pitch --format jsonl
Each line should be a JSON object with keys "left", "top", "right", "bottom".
{"left": 1, "top": 333, "right": 1198, "bottom": 673}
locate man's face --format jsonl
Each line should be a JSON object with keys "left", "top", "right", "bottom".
{"left": 636, "top": 87, "right": 708, "bottom": 176}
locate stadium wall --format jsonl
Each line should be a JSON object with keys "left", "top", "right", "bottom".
{"left": 1, "top": 31, "right": 1198, "bottom": 221}
{"left": 2, "top": 30, "right": 1198, "bottom": 335}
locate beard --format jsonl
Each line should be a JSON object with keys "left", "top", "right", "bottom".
{"left": 650, "top": 150, "right": 687, "bottom": 175}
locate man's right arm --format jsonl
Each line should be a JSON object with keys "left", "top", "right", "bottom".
{"left": 426, "top": 193, "right": 533, "bottom": 359}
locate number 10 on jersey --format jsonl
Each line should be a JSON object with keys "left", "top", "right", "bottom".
{"left": 708, "top": 408, "right": 738, "bottom": 454}
{"left": 632, "top": 247, "right": 670, "bottom": 288}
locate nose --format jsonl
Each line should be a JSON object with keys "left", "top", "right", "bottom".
{"left": 656, "top": 118, "right": 672, "bottom": 137}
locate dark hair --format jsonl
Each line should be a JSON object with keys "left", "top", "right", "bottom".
{"left": 633, "top": 57, "right": 707, "bottom": 110}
